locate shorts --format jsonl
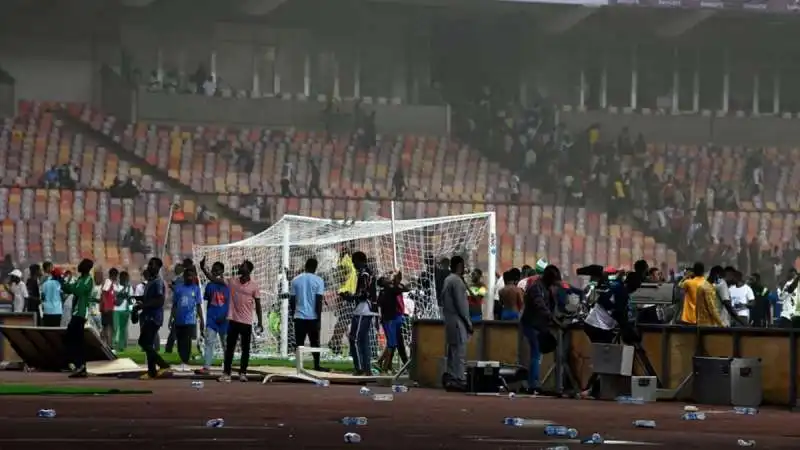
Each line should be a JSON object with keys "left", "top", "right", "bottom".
{"left": 101, "top": 311, "right": 114, "bottom": 327}
{"left": 381, "top": 317, "right": 404, "bottom": 349}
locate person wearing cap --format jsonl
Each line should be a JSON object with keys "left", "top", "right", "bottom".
{"left": 518, "top": 258, "right": 549, "bottom": 291}
{"left": 41, "top": 267, "right": 65, "bottom": 327}
{"left": 8, "top": 269, "right": 27, "bottom": 313}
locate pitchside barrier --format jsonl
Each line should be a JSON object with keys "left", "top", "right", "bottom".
{"left": 411, "top": 319, "right": 800, "bottom": 408}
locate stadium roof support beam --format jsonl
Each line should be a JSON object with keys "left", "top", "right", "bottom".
{"left": 655, "top": 10, "right": 716, "bottom": 38}
{"left": 541, "top": 6, "right": 600, "bottom": 34}
{"left": 239, "top": 0, "right": 288, "bottom": 16}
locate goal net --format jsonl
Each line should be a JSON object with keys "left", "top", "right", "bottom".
{"left": 193, "top": 210, "right": 497, "bottom": 362}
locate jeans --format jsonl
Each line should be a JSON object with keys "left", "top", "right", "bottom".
{"left": 521, "top": 326, "right": 541, "bottom": 389}
{"left": 138, "top": 320, "right": 169, "bottom": 377}
{"left": 112, "top": 311, "right": 130, "bottom": 351}
{"left": 348, "top": 315, "right": 373, "bottom": 373}
{"left": 223, "top": 320, "right": 252, "bottom": 375}
{"left": 203, "top": 328, "right": 226, "bottom": 369}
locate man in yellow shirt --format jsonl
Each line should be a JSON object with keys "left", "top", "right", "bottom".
{"left": 679, "top": 262, "right": 708, "bottom": 324}
{"left": 695, "top": 277, "right": 725, "bottom": 327}
{"left": 328, "top": 247, "right": 357, "bottom": 354}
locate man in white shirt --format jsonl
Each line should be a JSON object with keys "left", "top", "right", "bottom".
{"left": 778, "top": 270, "right": 800, "bottom": 328}
{"left": 729, "top": 271, "right": 755, "bottom": 326}
{"left": 8, "top": 269, "right": 28, "bottom": 313}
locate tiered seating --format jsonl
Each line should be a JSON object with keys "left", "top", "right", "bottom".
{"left": 0, "top": 187, "right": 249, "bottom": 273}
{"left": 0, "top": 101, "right": 257, "bottom": 270}
{"left": 643, "top": 143, "right": 793, "bottom": 210}
{"left": 82, "top": 110, "right": 534, "bottom": 206}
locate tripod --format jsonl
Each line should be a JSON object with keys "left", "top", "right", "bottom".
{"left": 541, "top": 324, "right": 581, "bottom": 396}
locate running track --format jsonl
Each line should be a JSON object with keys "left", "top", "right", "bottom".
{"left": 0, "top": 372, "right": 798, "bottom": 449}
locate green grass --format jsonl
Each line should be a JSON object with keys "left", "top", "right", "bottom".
{"left": 116, "top": 349, "right": 355, "bottom": 373}
{"left": 0, "top": 384, "right": 152, "bottom": 396}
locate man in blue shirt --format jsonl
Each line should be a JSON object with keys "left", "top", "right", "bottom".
{"left": 135, "top": 258, "right": 171, "bottom": 379}
{"left": 41, "top": 267, "right": 64, "bottom": 327}
{"left": 196, "top": 261, "right": 230, "bottom": 376}
{"left": 171, "top": 266, "right": 204, "bottom": 372}
{"left": 290, "top": 257, "right": 328, "bottom": 372}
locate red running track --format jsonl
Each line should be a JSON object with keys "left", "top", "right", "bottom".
{"left": 0, "top": 372, "right": 798, "bottom": 449}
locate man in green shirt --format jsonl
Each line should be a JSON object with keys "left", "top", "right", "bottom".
{"left": 62, "top": 259, "right": 97, "bottom": 378}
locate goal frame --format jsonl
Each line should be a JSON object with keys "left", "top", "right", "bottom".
{"left": 194, "top": 210, "right": 497, "bottom": 359}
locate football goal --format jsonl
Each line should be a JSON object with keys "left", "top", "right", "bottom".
{"left": 193, "top": 206, "right": 497, "bottom": 360}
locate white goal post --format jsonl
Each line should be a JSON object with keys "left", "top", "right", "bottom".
{"left": 193, "top": 209, "right": 497, "bottom": 360}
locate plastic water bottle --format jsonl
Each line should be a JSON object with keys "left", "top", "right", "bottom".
{"left": 616, "top": 396, "right": 645, "bottom": 405}
{"left": 205, "top": 418, "right": 225, "bottom": 428}
{"left": 316, "top": 379, "right": 330, "bottom": 387}
{"left": 344, "top": 432, "right": 362, "bottom": 443}
{"left": 372, "top": 394, "right": 394, "bottom": 402}
{"left": 37, "top": 409, "right": 56, "bottom": 418}
{"left": 583, "top": 433, "right": 604, "bottom": 444}
{"left": 734, "top": 407, "right": 758, "bottom": 416}
{"left": 544, "top": 447, "right": 570, "bottom": 450}
{"left": 504, "top": 417, "right": 525, "bottom": 427}
{"left": 341, "top": 417, "right": 368, "bottom": 426}
{"left": 391, "top": 385, "right": 409, "bottom": 393}
{"left": 191, "top": 381, "right": 204, "bottom": 389}
{"left": 633, "top": 420, "right": 657, "bottom": 428}
{"left": 544, "top": 425, "right": 579, "bottom": 439}
{"left": 684, "top": 405, "right": 699, "bottom": 412}
{"left": 359, "top": 387, "right": 372, "bottom": 396}
{"left": 737, "top": 439, "right": 756, "bottom": 447}
{"left": 681, "top": 412, "right": 706, "bottom": 421}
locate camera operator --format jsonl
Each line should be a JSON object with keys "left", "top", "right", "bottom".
{"left": 581, "top": 262, "right": 645, "bottom": 398}
{"left": 520, "top": 264, "right": 560, "bottom": 395}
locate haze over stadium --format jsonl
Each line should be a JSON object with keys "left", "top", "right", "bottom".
{"left": 2, "top": 0, "right": 800, "bottom": 447}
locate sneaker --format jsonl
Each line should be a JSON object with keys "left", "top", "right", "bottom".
{"left": 217, "top": 374, "right": 232, "bottom": 383}
{"left": 238, "top": 374, "right": 248, "bottom": 383}
{"left": 156, "top": 368, "right": 172, "bottom": 378}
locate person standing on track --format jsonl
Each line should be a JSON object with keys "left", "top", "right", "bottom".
{"left": 441, "top": 256, "right": 472, "bottom": 391}
{"left": 62, "top": 259, "right": 96, "bottom": 378}
{"left": 348, "top": 251, "right": 377, "bottom": 376}
{"left": 135, "top": 258, "right": 172, "bottom": 380}
{"left": 171, "top": 266, "right": 204, "bottom": 372}
{"left": 328, "top": 246, "right": 357, "bottom": 355}
{"left": 196, "top": 261, "right": 230, "bottom": 376}
{"left": 41, "top": 267, "right": 64, "bottom": 327}
{"left": 289, "top": 257, "right": 329, "bottom": 372}
{"left": 215, "top": 260, "right": 263, "bottom": 383}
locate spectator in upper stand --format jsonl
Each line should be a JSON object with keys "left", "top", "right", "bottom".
{"left": 192, "top": 64, "right": 208, "bottom": 94}
{"left": 392, "top": 166, "right": 406, "bottom": 199}
{"left": 147, "top": 70, "right": 162, "bottom": 91}
{"left": 202, "top": 76, "right": 217, "bottom": 97}
{"left": 43, "top": 167, "right": 59, "bottom": 188}
{"left": 308, "top": 159, "right": 322, "bottom": 197}
{"left": 281, "top": 162, "right": 294, "bottom": 197}
{"left": 509, "top": 175, "right": 520, "bottom": 202}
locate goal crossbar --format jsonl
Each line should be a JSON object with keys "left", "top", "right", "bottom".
{"left": 201, "top": 212, "right": 497, "bottom": 249}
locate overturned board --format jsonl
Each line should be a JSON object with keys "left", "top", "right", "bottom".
{"left": 255, "top": 365, "right": 393, "bottom": 385}
{"left": 0, "top": 325, "right": 114, "bottom": 371}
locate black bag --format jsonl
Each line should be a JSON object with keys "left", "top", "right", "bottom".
{"left": 538, "top": 330, "right": 558, "bottom": 354}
